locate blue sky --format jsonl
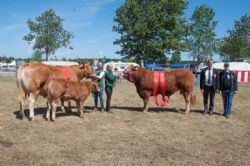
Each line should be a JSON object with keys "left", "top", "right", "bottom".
{"left": 0, "top": 0, "right": 249, "bottom": 60}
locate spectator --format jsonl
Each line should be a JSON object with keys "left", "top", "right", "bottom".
{"left": 200, "top": 59, "right": 219, "bottom": 115}
{"left": 92, "top": 62, "right": 105, "bottom": 112}
{"left": 218, "top": 62, "right": 238, "bottom": 118}
{"left": 104, "top": 64, "right": 118, "bottom": 113}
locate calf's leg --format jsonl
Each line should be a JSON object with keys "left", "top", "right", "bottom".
{"left": 78, "top": 99, "right": 86, "bottom": 118}
{"left": 51, "top": 101, "right": 58, "bottom": 122}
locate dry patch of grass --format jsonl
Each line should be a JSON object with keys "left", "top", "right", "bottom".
{"left": 0, "top": 76, "right": 249, "bottom": 165}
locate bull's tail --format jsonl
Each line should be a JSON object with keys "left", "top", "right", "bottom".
{"left": 190, "top": 90, "right": 196, "bottom": 106}
{"left": 16, "top": 63, "right": 30, "bottom": 119}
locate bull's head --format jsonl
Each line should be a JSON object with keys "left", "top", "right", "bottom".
{"left": 123, "top": 65, "right": 139, "bottom": 82}
{"left": 79, "top": 61, "right": 93, "bottom": 78}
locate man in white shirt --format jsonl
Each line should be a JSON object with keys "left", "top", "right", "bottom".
{"left": 200, "top": 59, "right": 219, "bottom": 115}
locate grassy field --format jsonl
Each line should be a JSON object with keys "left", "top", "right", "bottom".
{"left": 0, "top": 76, "right": 249, "bottom": 166}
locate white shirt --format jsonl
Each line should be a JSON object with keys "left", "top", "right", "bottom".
{"left": 205, "top": 68, "right": 213, "bottom": 86}
{"left": 95, "top": 71, "right": 105, "bottom": 79}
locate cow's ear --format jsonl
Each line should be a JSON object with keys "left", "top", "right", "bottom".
{"left": 134, "top": 66, "right": 139, "bottom": 71}
{"left": 79, "top": 62, "right": 85, "bottom": 69}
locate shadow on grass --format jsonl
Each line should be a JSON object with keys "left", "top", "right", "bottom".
{"left": 13, "top": 105, "right": 222, "bottom": 119}
{"left": 13, "top": 106, "right": 94, "bottom": 119}
{"left": 112, "top": 105, "right": 222, "bottom": 116}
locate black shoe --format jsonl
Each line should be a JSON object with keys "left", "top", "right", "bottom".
{"left": 107, "top": 110, "right": 113, "bottom": 113}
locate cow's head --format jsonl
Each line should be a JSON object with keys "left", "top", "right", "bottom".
{"left": 123, "top": 65, "right": 139, "bottom": 82}
{"left": 79, "top": 61, "right": 93, "bottom": 78}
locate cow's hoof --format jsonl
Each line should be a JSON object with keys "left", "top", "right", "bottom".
{"left": 143, "top": 110, "right": 148, "bottom": 113}
{"left": 18, "top": 114, "right": 23, "bottom": 120}
{"left": 51, "top": 119, "right": 55, "bottom": 122}
{"left": 80, "top": 114, "right": 84, "bottom": 118}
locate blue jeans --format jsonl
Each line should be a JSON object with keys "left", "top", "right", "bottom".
{"left": 94, "top": 86, "right": 104, "bottom": 108}
{"left": 221, "top": 90, "right": 234, "bottom": 116}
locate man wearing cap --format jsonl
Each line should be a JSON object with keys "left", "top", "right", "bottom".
{"left": 200, "top": 59, "right": 219, "bottom": 115}
{"left": 218, "top": 62, "right": 238, "bottom": 118}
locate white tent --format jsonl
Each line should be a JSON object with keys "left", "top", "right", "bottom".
{"left": 214, "top": 62, "right": 250, "bottom": 83}
{"left": 213, "top": 62, "right": 250, "bottom": 71}
{"left": 103, "top": 61, "right": 140, "bottom": 72}
{"left": 42, "top": 61, "right": 78, "bottom": 66}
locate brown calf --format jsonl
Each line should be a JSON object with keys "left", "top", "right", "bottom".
{"left": 46, "top": 79, "right": 99, "bottom": 121}
{"left": 16, "top": 61, "right": 93, "bottom": 120}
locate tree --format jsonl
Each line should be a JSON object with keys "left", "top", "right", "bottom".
{"left": 218, "top": 14, "right": 250, "bottom": 61}
{"left": 31, "top": 50, "right": 43, "bottom": 62}
{"left": 113, "top": 0, "right": 188, "bottom": 64}
{"left": 187, "top": 4, "right": 218, "bottom": 63}
{"left": 23, "top": 9, "right": 73, "bottom": 61}
{"left": 170, "top": 51, "right": 181, "bottom": 63}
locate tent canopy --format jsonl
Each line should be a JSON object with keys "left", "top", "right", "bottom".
{"left": 213, "top": 62, "right": 250, "bottom": 71}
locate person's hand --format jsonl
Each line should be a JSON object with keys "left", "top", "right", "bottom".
{"left": 201, "top": 89, "right": 204, "bottom": 93}
{"left": 92, "top": 74, "right": 97, "bottom": 77}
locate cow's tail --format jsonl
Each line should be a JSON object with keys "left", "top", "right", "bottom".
{"left": 190, "top": 90, "right": 196, "bottom": 106}
{"left": 16, "top": 63, "right": 29, "bottom": 101}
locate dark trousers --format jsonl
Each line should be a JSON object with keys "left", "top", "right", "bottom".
{"left": 203, "top": 86, "right": 215, "bottom": 112}
{"left": 105, "top": 86, "right": 113, "bottom": 111}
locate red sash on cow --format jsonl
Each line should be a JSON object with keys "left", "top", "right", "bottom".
{"left": 153, "top": 71, "right": 167, "bottom": 106}
{"left": 58, "top": 66, "right": 70, "bottom": 80}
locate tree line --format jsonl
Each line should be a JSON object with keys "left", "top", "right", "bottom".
{"left": 10, "top": 1, "right": 250, "bottom": 64}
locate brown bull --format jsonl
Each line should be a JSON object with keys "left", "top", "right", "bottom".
{"left": 16, "top": 61, "right": 93, "bottom": 120}
{"left": 123, "top": 66, "right": 196, "bottom": 113}
{"left": 46, "top": 79, "right": 99, "bottom": 121}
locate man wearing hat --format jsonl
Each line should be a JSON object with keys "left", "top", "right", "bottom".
{"left": 218, "top": 62, "right": 238, "bottom": 118}
{"left": 200, "top": 59, "right": 219, "bottom": 115}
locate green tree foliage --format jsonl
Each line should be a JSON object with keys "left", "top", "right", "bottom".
{"left": 187, "top": 4, "right": 218, "bottom": 63}
{"left": 0, "top": 56, "right": 15, "bottom": 63}
{"left": 218, "top": 14, "right": 250, "bottom": 61}
{"left": 170, "top": 51, "right": 181, "bottom": 63}
{"left": 23, "top": 9, "right": 73, "bottom": 61}
{"left": 31, "top": 50, "right": 43, "bottom": 62}
{"left": 113, "top": 0, "right": 188, "bottom": 64}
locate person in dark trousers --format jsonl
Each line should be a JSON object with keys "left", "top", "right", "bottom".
{"left": 218, "top": 62, "right": 238, "bottom": 118}
{"left": 104, "top": 64, "right": 117, "bottom": 113}
{"left": 92, "top": 62, "right": 105, "bottom": 112}
{"left": 200, "top": 59, "right": 219, "bottom": 115}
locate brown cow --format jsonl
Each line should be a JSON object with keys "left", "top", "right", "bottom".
{"left": 16, "top": 61, "right": 93, "bottom": 120}
{"left": 123, "top": 66, "right": 196, "bottom": 113}
{"left": 46, "top": 79, "right": 99, "bottom": 121}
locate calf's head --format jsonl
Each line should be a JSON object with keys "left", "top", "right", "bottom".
{"left": 91, "top": 81, "right": 100, "bottom": 92}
